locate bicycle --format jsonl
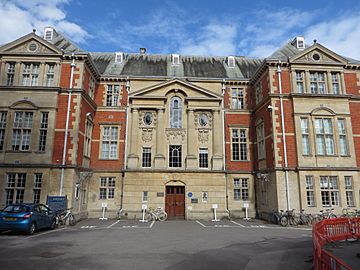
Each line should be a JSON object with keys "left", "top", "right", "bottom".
{"left": 56, "top": 208, "right": 76, "bottom": 226}
{"left": 318, "top": 208, "right": 337, "bottom": 220}
{"left": 268, "top": 209, "right": 288, "bottom": 226}
{"left": 145, "top": 207, "right": 168, "bottom": 222}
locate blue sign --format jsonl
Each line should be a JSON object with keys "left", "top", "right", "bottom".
{"left": 46, "top": 195, "right": 67, "bottom": 213}
{"left": 187, "top": 192, "right": 193, "bottom": 198}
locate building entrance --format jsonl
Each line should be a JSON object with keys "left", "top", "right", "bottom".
{"left": 165, "top": 186, "right": 185, "bottom": 219}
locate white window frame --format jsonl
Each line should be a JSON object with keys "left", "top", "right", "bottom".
{"left": 315, "top": 118, "right": 335, "bottom": 156}
{"left": 337, "top": 119, "right": 349, "bottom": 156}
{"left": 172, "top": 54, "right": 180, "bottom": 65}
{"left": 100, "top": 126, "right": 119, "bottom": 159}
{"left": 5, "top": 173, "right": 26, "bottom": 205}
{"left": 33, "top": 173, "right": 42, "bottom": 203}
{"left": 84, "top": 116, "right": 93, "bottom": 157}
{"left": 320, "top": 176, "right": 339, "bottom": 207}
{"left": 231, "top": 88, "right": 244, "bottom": 109}
{"left": 99, "top": 177, "right": 115, "bottom": 200}
{"left": 169, "top": 145, "right": 182, "bottom": 168}
{"left": 106, "top": 85, "right": 120, "bottom": 106}
{"left": 0, "top": 111, "right": 7, "bottom": 151}
{"left": 300, "top": 118, "right": 310, "bottom": 155}
{"left": 170, "top": 97, "right": 182, "bottom": 128}
{"left": 115, "top": 52, "right": 124, "bottom": 63}
{"left": 256, "top": 122, "right": 265, "bottom": 160}
{"left": 199, "top": 148, "right": 208, "bottom": 168}
{"left": 142, "top": 147, "right": 152, "bottom": 168}
{"left": 12, "top": 111, "right": 33, "bottom": 151}
{"left": 7, "top": 62, "right": 15, "bottom": 86}
{"left": 227, "top": 56, "right": 235, "bottom": 67}
{"left": 345, "top": 176, "right": 355, "bottom": 207}
{"left": 305, "top": 176, "right": 315, "bottom": 207}
{"left": 295, "top": 71, "right": 304, "bottom": 93}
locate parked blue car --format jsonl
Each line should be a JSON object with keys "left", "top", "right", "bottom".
{"left": 0, "top": 203, "right": 57, "bottom": 235}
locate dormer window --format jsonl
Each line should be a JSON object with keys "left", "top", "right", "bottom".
{"left": 115, "top": 52, "right": 124, "bottom": 63}
{"left": 292, "top": 36, "right": 305, "bottom": 50}
{"left": 227, "top": 56, "right": 235, "bottom": 68}
{"left": 172, "top": 54, "right": 180, "bottom": 65}
{"left": 44, "top": 27, "right": 54, "bottom": 41}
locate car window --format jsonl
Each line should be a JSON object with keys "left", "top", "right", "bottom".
{"left": 3, "top": 205, "right": 30, "bottom": 213}
{"left": 39, "top": 204, "right": 50, "bottom": 214}
{"left": 33, "top": 205, "right": 41, "bottom": 213}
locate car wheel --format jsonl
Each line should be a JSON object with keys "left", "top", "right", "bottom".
{"left": 28, "top": 222, "right": 36, "bottom": 235}
{"left": 50, "top": 218, "right": 57, "bottom": 230}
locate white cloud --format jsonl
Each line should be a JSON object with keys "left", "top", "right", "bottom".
{"left": 0, "top": 0, "right": 89, "bottom": 45}
{"left": 304, "top": 13, "right": 360, "bottom": 59}
{"left": 180, "top": 24, "right": 237, "bottom": 56}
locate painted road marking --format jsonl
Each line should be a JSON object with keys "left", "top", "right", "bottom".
{"left": 25, "top": 227, "right": 67, "bottom": 239}
{"left": 81, "top": 226, "right": 97, "bottom": 229}
{"left": 230, "top": 220, "right": 246, "bottom": 228}
{"left": 196, "top": 220, "right": 206, "bottom": 227}
{"left": 107, "top": 220, "right": 120, "bottom": 228}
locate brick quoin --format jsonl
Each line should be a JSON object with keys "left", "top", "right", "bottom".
{"left": 272, "top": 69, "right": 291, "bottom": 94}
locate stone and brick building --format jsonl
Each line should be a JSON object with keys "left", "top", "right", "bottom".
{"left": 0, "top": 29, "right": 359, "bottom": 220}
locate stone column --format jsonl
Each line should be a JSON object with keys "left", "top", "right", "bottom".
{"left": 326, "top": 71, "right": 333, "bottom": 94}
{"left": 305, "top": 70, "right": 311, "bottom": 93}
{"left": 154, "top": 108, "right": 166, "bottom": 168}
{"left": 186, "top": 109, "right": 197, "bottom": 169}
{"left": 340, "top": 72, "right": 346, "bottom": 94}
{"left": 212, "top": 109, "right": 223, "bottom": 170}
{"left": 127, "top": 108, "right": 139, "bottom": 168}
{"left": 291, "top": 71, "right": 297, "bottom": 93}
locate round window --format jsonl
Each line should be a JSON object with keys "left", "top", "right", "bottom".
{"left": 312, "top": 53, "right": 320, "bottom": 61}
{"left": 143, "top": 112, "right": 153, "bottom": 125}
{"left": 199, "top": 113, "right": 208, "bottom": 126}
{"left": 28, "top": 43, "right": 38, "bottom": 52}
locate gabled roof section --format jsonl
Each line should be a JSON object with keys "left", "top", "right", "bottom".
{"left": 289, "top": 43, "right": 348, "bottom": 65}
{"left": 268, "top": 42, "right": 301, "bottom": 61}
{"left": 130, "top": 78, "right": 222, "bottom": 99}
{"left": 0, "top": 32, "right": 62, "bottom": 55}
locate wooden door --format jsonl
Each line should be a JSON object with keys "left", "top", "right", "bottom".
{"left": 165, "top": 186, "right": 185, "bottom": 219}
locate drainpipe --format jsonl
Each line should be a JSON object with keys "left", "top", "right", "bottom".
{"left": 59, "top": 53, "right": 76, "bottom": 196}
{"left": 119, "top": 77, "right": 130, "bottom": 215}
{"left": 277, "top": 62, "right": 291, "bottom": 210}
{"left": 221, "top": 79, "right": 230, "bottom": 218}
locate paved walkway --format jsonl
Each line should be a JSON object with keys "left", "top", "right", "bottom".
{"left": 325, "top": 240, "right": 360, "bottom": 269}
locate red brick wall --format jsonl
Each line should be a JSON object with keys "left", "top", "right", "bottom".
{"left": 272, "top": 68, "right": 291, "bottom": 94}
{"left": 60, "top": 64, "right": 80, "bottom": 89}
{"left": 225, "top": 112, "right": 253, "bottom": 171}
{"left": 90, "top": 111, "right": 126, "bottom": 170}
{"left": 350, "top": 102, "right": 360, "bottom": 166}
{"left": 344, "top": 73, "right": 360, "bottom": 95}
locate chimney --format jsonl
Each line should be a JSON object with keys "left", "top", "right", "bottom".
{"left": 140, "top": 48, "right": 146, "bottom": 54}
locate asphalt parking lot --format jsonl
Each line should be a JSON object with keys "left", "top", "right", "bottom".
{"left": 0, "top": 218, "right": 314, "bottom": 270}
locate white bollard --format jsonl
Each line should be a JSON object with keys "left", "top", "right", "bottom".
{"left": 139, "top": 204, "right": 148, "bottom": 223}
{"left": 212, "top": 204, "right": 220, "bottom": 222}
{"left": 99, "top": 202, "right": 108, "bottom": 220}
{"left": 243, "top": 202, "right": 250, "bottom": 220}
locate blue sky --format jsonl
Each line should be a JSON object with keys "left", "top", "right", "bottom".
{"left": 1, "top": 0, "right": 360, "bottom": 59}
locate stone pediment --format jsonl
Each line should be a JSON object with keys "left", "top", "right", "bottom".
{"left": 130, "top": 78, "right": 222, "bottom": 100}
{"left": 290, "top": 44, "right": 348, "bottom": 65}
{"left": 0, "top": 33, "right": 62, "bottom": 55}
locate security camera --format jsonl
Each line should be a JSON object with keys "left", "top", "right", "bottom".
{"left": 267, "top": 105, "right": 274, "bottom": 112}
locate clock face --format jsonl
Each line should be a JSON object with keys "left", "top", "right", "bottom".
{"left": 199, "top": 113, "right": 208, "bottom": 126}
{"left": 143, "top": 112, "right": 153, "bottom": 125}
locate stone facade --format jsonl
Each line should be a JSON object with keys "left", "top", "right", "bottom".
{"left": 0, "top": 30, "right": 359, "bottom": 220}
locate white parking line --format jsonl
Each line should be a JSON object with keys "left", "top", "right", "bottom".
{"left": 230, "top": 220, "right": 246, "bottom": 228}
{"left": 149, "top": 221, "right": 155, "bottom": 228}
{"left": 25, "top": 227, "right": 67, "bottom": 239}
{"left": 107, "top": 220, "right": 120, "bottom": 228}
{"left": 196, "top": 220, "right": 206, "bottom": 227}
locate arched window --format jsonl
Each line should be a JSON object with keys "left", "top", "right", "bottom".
{"left": 170, "top": 97, "right": 182, "bottom": 128}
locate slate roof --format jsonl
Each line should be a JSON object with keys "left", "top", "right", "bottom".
{"left": 50, "top": 30, "right": 86, "bottom": 53}
{"left": 90, "top": 52, "right": 263, "bottom": 79}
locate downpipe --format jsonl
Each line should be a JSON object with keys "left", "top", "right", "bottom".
{"left": 277, "top": 62, "right": 291, "bottom": 211}
{"left": 59, "top": 53, "right": 76, "bottom": 196}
